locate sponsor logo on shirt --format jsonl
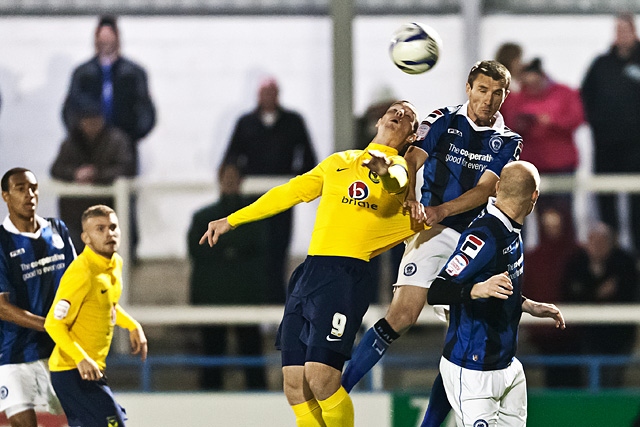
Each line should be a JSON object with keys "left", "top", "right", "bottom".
{"left": 445, "top": 254, "right": 469, "bottom": 277}
{"left": 502, "top": 239, "right": 519, "bottom": 255}
{"left": 447, "top": 128, "right": 463, "bottom": 137}
{"left": 341, "top": 181, "right": 378, "bottom": 210}
{"left": 460, "top": 234, "right": 485, "bottom": 259}
{"left": 9, "top": 248, "right": 25, "bottom": 258}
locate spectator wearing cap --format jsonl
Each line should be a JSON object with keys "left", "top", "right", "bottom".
{"left": 222, "top": 77, "right": 317, "bottom": 303}
{"left": 62, "top": 15, "right": 155, "bottom": 174}
{"left": 51, "top": 98, "right": 134, "bottom": 252}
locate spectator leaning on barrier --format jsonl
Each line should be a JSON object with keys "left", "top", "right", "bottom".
{"left": 51, "top": 98, "right": 135, "bottom": 253}
{"left": 562, "top": 222, "right": 639, "bottom": 388}
{"left": 187, "top": 163, "right": 270, "bottom": 390}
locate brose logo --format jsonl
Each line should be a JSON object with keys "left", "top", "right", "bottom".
{"left": 342, "top": 181, "right": 378, "bottom": 210}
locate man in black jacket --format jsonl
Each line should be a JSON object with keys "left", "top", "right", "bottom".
{"left": 581, "top": 12, "right": 640, "bottom": 253}
{"left": 222, "top": 78, "right": 317, "bottom": 303}
{"left": 62, "top": 15, "right": 156, "bottom": 175}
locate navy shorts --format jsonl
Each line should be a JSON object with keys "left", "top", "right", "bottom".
{"left": 276, "top": 256, "right": 374, "bottom": 370}
{"left": 50, "top": 369, "right": 127, "bottom": 427}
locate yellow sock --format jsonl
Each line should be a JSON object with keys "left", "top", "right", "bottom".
{"left": 318, "top": 386, "right": 354, "bottom": 427}
{"left": 292, "top": 399, "right": 326, "bottom": 427}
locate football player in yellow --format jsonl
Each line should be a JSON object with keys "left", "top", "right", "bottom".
{"left": 200, "top": 100, "right": 426, "bottom": 427}
{"left": 44, "top": 205, "right": 147, "bottom": 427}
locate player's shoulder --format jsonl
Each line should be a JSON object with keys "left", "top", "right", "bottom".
{"left": 416, "top": 105, "right": 459, "bottom": 140}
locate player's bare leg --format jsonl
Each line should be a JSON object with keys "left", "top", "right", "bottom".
{"left": 305, "top": 362, "right": 353, "bottom": 427}
{"left": 385, "top": 285, "right": 429, "bottom": 334}
{"left": 9, "top": 409, "right": 38, "bottom": 427}
{"left": 284, "top": 365, "right": 326, "bottom": 427}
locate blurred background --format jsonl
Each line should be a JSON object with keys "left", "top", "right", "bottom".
{"left": 1, "top": 0, "right": 640, "bottom": 425}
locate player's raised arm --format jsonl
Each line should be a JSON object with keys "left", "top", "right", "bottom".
{"left": 199, "top": 217, "right": 233, "bottom": 247}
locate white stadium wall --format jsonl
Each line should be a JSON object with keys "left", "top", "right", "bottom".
{"left": 0, "top": 14, "right": 612, "bottom": 258}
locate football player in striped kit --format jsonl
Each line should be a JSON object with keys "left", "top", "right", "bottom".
{"left": 0, "top": 167, "right": 76, "bottom": 427}
{"left": 343, "top": 60, "right": 523, "bottom": 425}
{"left": 428, "top": 161, "right": 565, "bottom": 427}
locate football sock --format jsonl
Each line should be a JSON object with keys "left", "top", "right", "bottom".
{"left": 318, "top": 386, "right": 354, "bottom": 427}
{"left": 292, "top": 399, "right": 326, "bottom": 427}
{"left": 342, "top": 318, "right": 400, "bottom": 392}
{"left": 420, "top": 373, "right": 451, "bottom": 427}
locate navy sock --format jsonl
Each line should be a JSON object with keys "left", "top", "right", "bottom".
{"left": 420, "top": 373, "right": 451, "bottom": 427}
{"left": 342, "top": 319, "right": 399, "bottom": 392}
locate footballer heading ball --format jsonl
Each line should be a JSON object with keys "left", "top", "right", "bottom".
{"left": 389, "top": 22, "right": 443, "bottom": 75}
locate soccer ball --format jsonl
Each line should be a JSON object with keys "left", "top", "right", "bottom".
{"left": 389, "top": 22, "right": 442, "bottom": 75}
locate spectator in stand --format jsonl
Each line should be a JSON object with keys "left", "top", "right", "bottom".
{"left": 581, "top": 12, "right": 640, "bottom": 253}
{"left": 222, "top": 77, "right": 317, "bottom": 304}
{"left": 495, "top": 42, "right": 524, "bottom": 92}
{"left": 563, "top": 222, "right": 639, "bottom": 388}
{"left": 62, "top": 15, "right": 155, "bottom": 174}
{"left": 501, "top": 57, "right": 584, "bottom": 238}
{"left": 522, "top": 207, "right": 582, "bottom": 387}
{"left": 187, "top": 163, "right": 269, "bottom": 390}
{"left": 62, "top": 15, "right": 155, "bottom": 262}
{"left": 51, "top": 99, "right": 135, "bottom": 252}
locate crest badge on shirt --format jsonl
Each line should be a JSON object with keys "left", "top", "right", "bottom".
{"left": 52, "top": 234, "right": 65, "bottom": 249}
{"left": 489, "top": 135, "right": 503, "bottom": 153}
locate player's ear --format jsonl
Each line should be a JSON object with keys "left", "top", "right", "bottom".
{"left": 81, "top": 231, "right": 89, "bottom": 245}
{"left": 1, "top": 191, "right": 7, "bottom": 203}
{"left": 406, "top": 133, "right": 417, "bottom": 144}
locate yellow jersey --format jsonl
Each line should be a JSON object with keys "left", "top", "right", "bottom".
{"left": 45, "top": 246, "right": 139, "bottom": 371}
{"left": 228, "top": 143, "right": 427, "bottom": 261}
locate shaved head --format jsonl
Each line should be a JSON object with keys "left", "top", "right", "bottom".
{"left": 498, "top": 161, "right": 539, "bottom": 203}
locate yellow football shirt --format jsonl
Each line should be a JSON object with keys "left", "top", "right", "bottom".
{"left": 228, "top": 143, "right": 426, "bottom": 261}
{"left": 45, "top": 246, "right": 139, "bottom": 371}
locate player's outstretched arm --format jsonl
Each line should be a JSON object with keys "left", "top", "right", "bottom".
{"left": 470, "top": 272, "right": 513, "bottom": 300}
{"left": 522, "top": 298, "right": 566, "bottom": 329}
{"left": 129, "top": 325, "right": 148, "bottom": 361}
{"left": 199, "top": 217, "right": 233, "bottom": 247}
{"left": 0, "top": 293, "right": 46, "bottom": 331}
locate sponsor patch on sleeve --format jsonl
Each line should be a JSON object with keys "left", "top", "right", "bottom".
{"left": 445, "top": 254, "right": 469, "bottom": 277}
{"left": 53, "top": 299, "right": 71, "bottom": 320}
{"left": 416, "top": 123, "right": 431, "bottom": 141}
{"left": 460, "top": 234, "right": 485, "bottom": 259}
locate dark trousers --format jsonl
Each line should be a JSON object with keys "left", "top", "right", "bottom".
{"left": 597, "top": 193, "right": 640, "bottom": 253}
{"left": 200, "top": 325, "right": 266, "bottom": 390}
{"left": 263, "top": 210, "right": 292, "bottom": 304}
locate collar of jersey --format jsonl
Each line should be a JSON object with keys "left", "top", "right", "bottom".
{"left": 2, "top": 215, "right": 49, "bottom": 238}
{"left": 485, "top": 197, "right": 521, "bottom": 234}
{"left": 365, "top": 142, "right": 398, "bottom": 155}
{"left": 82, "top": 245, "right": 118, "bottom": 272}
{"left": 457, "top": 101, "right": 506, "bottom": 132}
